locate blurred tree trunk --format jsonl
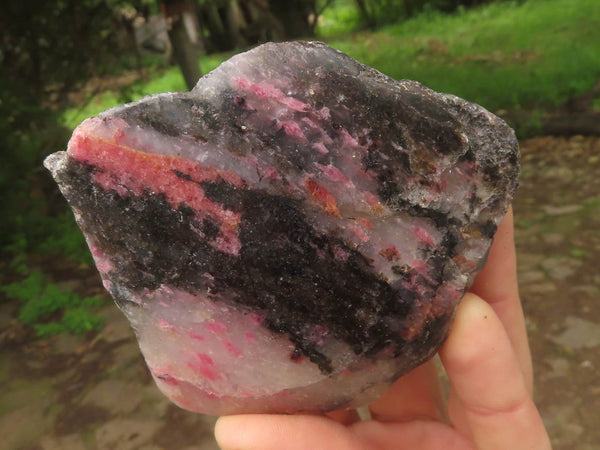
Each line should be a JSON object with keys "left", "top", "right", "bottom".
{"left": 404, "top": 0, "right": 424, "bottom": 17}
{"left": 354, "top": 0, "right": 376, "bottom": 29}
{"left": 224, "top": 0, "right": 248, "bottom": 49}
{"left": 268, "top": 0, "right": 315, "bottom": 39}
{"left": 160, "top": 0, "right": 203, "bottom": 90}
{"left": 197, "top": 1, "right": 242, "bottom": 52}
{"left": 241, "top": 0, "right": 286, "bottom": 42}
{"left": 202, "top": 1, "right": 226, "bottom": 49}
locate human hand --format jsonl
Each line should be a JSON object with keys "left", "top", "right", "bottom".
{"left": 214, "top": 208, "right": 551, "bottom": 450}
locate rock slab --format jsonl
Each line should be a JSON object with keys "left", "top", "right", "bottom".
{"left": 44, "top": 41, "right": 519, "bottom": 414}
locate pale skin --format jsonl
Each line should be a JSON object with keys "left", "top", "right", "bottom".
{"left": 215, "top": 207, "right": 552, "bottom": 450}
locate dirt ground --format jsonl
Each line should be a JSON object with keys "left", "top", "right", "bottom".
{"left": 513, "top": 135, "right": 600, "bottom": 449}
{"left": 1, "top": 135, "right": 598, "bottom": 449}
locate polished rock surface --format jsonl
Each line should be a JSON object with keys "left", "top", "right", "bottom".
{"left": 45, "top": 41, "right": 519, "bottom": 414}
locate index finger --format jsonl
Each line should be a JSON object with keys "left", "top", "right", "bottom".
{"left": 440, "top": 293, "right": 550, "bottom": 450}
{"left": 469, "top": 207, "right": 532, "bottom": 390}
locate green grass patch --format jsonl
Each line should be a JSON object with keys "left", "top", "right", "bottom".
{"left": 35, "top": 211, "right": 94, "bottom": 265}
{"left": 317, "top": 0, "right": 363, "bottom": 37}
{"left": 1, "top": 270, "right": 106, "bottom": 337}
{"left": 4, "top": 209, "right": 94, "bottom": 272}
{"left": 569, "top": 248, "right": 585, "bottom": 259}
{"left": 325, "top": 0, "right": 600, "bottom": 114}
{"left": 582, "top": 195, "right": 600, "bottom": 212}
{"left": 516, "top": 219, "right": 534, "bottom": 229}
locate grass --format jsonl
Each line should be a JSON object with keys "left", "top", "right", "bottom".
{"left": 316, "top": 0, "right": 363, "bottom": 38}
{"left": 327, "top": 0, "right": 600, "bottom": 114}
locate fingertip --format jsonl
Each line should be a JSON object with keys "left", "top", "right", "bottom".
{"left": 215, "top": 415, "right": 270, "bottom": 450}
{"left": 214, "top": 415, "right": 242, "bottom": 450}
{"left": 214, "top": 414, "right": 358, "bottom": 450}
{"left": 214, "top": 415, "right": 283, "bottom": 450}
{"left": 463, "top": 291, "right": 494, "bottom": 321}
{"left": 440, "top": 292, "right": 514, "bottom": 385}
{"left": 441, "top": 293, "right": 494, "bottom": 356}
{"left": 440, "top": 293, "right": 551, "bottom": 449}
{"left": 455, "top": 292, "right": 491, "bottom": 321}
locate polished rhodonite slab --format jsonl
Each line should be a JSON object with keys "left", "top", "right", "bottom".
{"left": 44, "top": 41, "right": 519, "bottom": 415}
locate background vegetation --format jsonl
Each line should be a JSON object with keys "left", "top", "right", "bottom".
{"left": 1, "top": 0, "right": 599, "bottom": 337}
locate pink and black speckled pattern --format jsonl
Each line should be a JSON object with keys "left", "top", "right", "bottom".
{"left": 44, "top": 41, "right": 519, "bottom": 414}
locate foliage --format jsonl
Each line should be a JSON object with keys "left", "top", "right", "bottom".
{"left": 327, "top": 0, "right": 600, "bottom": 122}
{"left": 319, "top": 0, "right": 498, "bottom": 32}
{"left": 1, "top": 0, "right": 150, "bottom": 101}
{"left": 1, "top": 0, "right": 150, "bottom": 254}
{"left": 0, "top": 109, "right": 70, "bottom": 248}
{"left": 36, "top": 212, "right": 95, "bottom": 265}
{"left": 1, "top": 270, "right": 106, "bottom": 337}
{"left": 4, "top": 229, "right": 29, "bottom": 274}
{"left": 317, "top": 0, "right": 363, "bottom": 36}
{"left": 1, "top": 173, "right": 93, "bottom": 266}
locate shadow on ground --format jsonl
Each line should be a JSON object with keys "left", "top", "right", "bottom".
{"left": 0, "top": 135, "right": 598, "bottom": 449}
